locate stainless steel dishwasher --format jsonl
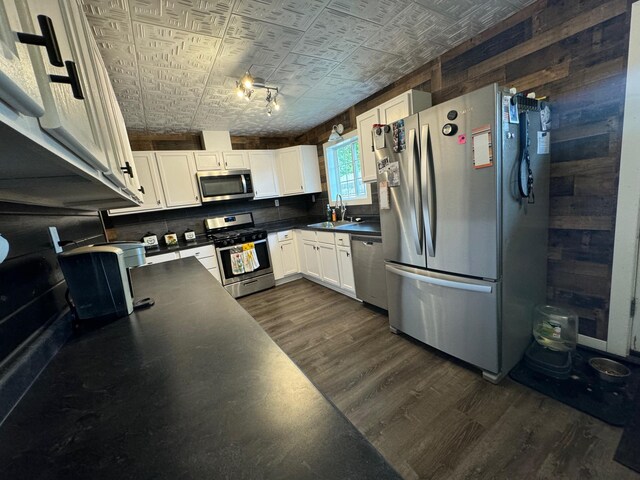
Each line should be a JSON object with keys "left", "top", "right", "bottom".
{"left": 351, "top": 234, "right": 387, "bottom": 310}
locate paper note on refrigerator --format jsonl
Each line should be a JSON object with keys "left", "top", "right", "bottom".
{"left": 537, "top": 131, "right": 550, "bottom": 154}
{"left": 379, "top": 181, "right": 390, "bottom": 210}
{"left": 472, "top": 132, "right": 492, "bottom": 168}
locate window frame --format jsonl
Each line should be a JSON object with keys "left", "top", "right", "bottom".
{"left": 322, "top": 130, "right": 372, "bottom": 206}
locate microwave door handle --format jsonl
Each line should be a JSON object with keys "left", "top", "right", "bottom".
{"left": 241, "top": 174, "right": 248, "bottom": 194}
{"left": 421, "top": 124, "right": 435, "bottom": 257}
{"left": 407, "top": 128, "right": 423, "bottom": 256}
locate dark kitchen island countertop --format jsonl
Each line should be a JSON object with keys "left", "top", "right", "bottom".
{"left": 0, "top": 258, "right": 401, "bottom": 480}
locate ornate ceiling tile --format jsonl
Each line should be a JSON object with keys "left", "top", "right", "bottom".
{"left": 329, "top": 46, "right": 400, "bottom": 82}
{"left": 268, "top": 54, "right": 339, "bottom": 85}
{"left": 80, "top": 0, "right": 535, "bottom": 134}
{"left": 363, "top": 3, "right": 453, "bottom": 54}
{"left": 129, "top": 0, "right": 233, "bottom": 37}
{"left": 291, "top": 9, "right": 379, "bottom": 62}
{"left": 326, "top": 0, "right": 413, "bottom": 26}
{"left": 134, "top": 22, "right": 221, "bottom": 72}
{"left": 232, "top": 0, "right": 329, "bottom": 30}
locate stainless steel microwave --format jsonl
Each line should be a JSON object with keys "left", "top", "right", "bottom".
{"left": 196, "top": 170, "right": 254, "bottom": 203}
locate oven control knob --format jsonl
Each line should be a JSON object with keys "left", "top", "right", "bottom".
{"left": 252, "top": 234, "right": 257, "bottom": 240}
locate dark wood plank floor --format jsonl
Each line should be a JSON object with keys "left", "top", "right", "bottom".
{"left": 238, "top": 279, "right": 639, "bottom": 480}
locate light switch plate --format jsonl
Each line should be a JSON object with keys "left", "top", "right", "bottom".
{"left": 274, "top": 199, "right": 280, "bottom": 207}
{"left": 48, "top": 226, "right": 63, "bottom": 253}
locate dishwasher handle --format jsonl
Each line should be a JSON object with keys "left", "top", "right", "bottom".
{"left": 351, "top": 235, "right": 382, "bottom": 245}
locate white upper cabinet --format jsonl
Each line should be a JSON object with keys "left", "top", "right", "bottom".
{"left": 194, "top": 151, "right": 222, "bottom": 171}
{"left": 108, "top": 152, "right": 164, "bottom": 216}
{"left": 248, "top": 150, "right": 279, "bottom": 199}
{"left": 276, "top": 145, "right": 321, "bottom": 196}
{"left": 21, "top": 0, "right": 108, "bottom": 172}
{"left": 155, "top": 151, "right": 201, "bottom": 208}
{"left": 358, "top": 90, "right": 432, "bottom": 182}
{"left": 195, "top": 151, "right": 248, "bottom": 171}
{"left": 222, "top": 151, "right": 248, "bottom": 170}
{"left": 0, "top": 0, "right": 44, "bottom": 117}
{"left": 356, "top": 108, "right": 380, "bottom": 186}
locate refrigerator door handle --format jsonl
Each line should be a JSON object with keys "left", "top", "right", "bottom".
{"left": 420, "top": 124, "right": 436, "bottom": 257}
{"left": 409, "top": 128, "right": 423, "bottom": 255}
{"left": 386, "top": 264, "right": 493, "bottom": 293}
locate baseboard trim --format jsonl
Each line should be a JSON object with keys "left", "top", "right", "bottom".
{"left": 0, "top": 309, "right": 72, "bottom": 426}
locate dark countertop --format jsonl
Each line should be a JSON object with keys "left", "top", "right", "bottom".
{"left": 262, "top": 220, "right": 382, "bottom": 236}
{"left": 0, "top": 258, "right": 401, "bottom": 480}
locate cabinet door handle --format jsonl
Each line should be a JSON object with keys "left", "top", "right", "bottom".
{"left": 347, "top": 252, "right": 350, "bottom": 257}
{"left": 16, "top": 15, "right": 63, "bottom": 67}
{"left": 120, "top": 161, "right": 133, "bottom": 177}
{"left": 157, "top": 200, "right": 161, "bottom": 205}
{"left": 49, "top": 61, "right": 84, "bottom": 100}
{"left": 138, "top": 185, "right": 145, "bottom": 195}
{"left": 195, "top": 195, "right": 199, "bottom": 200}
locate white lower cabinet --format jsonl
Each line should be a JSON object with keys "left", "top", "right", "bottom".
{"left": 297, "top": 230, "right": 355, "bottom": 296}
{"left": 143, "top": 245, "right": 220, "bottom": 282}
{"left": 268, "top": 230, "right": 300, "bottom": 282}
{"left": 281, "top": 241, "right": 298, "bottom": 276}
{"left": 337, "top": 246, "right": 355, "bottom": 293}
{"left": 318, "top": 242, "right": 340, "bottom": 287}
{"left": 144, "top": 252, "right": 179, "bottom": 265}
{"left": 302, "top": 240, "right": 321, "bottom": 279}
{"left": 179, "top": 245, "right": 220, "bottom": 282}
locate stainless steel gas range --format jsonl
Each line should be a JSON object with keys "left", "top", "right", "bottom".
{"left": 204, "top": 213, "right": 275, "bottom": 298}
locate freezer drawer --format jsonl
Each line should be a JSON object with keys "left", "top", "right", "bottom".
{"left": 385, "top": 263, "right": 499, "bottom": 373}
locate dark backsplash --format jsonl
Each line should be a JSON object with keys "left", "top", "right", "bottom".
{"left": 0, "top": 203, "right": 104, "bottom": 365}
{"left": 103, "top": 194, "right": 325, "bottom": 241}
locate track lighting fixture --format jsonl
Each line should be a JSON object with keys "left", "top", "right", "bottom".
{"left": 233, "top": 67, "right": 281, "bottom": 117}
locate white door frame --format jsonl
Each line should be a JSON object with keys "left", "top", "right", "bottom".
{"left": 608, "top": 3, "right": 640, "bottom": 356}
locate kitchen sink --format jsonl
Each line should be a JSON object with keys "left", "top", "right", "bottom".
{"left": 307, "top": 220, "right": 356, "bottom": 229}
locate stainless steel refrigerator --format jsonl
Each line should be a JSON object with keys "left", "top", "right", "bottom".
{"left": 375, "top": 83, "right": 550, "bottom": 382}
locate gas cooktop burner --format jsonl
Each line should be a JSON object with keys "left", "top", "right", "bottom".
{"left": 207, "top": 228, "right": 267, "bottom": 247}
{"left": 203, "top": 213, "right": 267, "bottom": 247}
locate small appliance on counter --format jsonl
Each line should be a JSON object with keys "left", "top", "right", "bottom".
{"left": 141, "top": 232, "right": 158, "bottom": 249}
{"left": 184, "top": 229, "right": 196, "bottom": 242}
{"left": 58, "top": 242, "right": 153, "bottom": 322}
{"left": 163, "top": 231, "right": 178, "bottom": 247}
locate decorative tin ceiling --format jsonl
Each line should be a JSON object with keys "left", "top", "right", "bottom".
{"left": 81, "top": 0, "right": 534, "bottom": 135}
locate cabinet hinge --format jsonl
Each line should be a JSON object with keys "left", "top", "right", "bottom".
{"left": 631, "top": 298, "right": 636, "bottom": 317}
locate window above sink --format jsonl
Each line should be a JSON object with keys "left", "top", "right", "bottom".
{"left": 323, "top": 130, "right": 372, "bottom": 206}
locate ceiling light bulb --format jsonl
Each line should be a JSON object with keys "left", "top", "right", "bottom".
{"left": 241, "top": 72, "right": 254, "bottom": 89}
{"left": 273, "top": 97, "right": 280, "bottom": 110}
{"left": 266, "top": 106, "right": 272, "bottom": 116}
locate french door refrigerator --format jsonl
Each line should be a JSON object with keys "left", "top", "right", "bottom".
{"left": 375, "top": 83, "right": 550, "bottom": 382}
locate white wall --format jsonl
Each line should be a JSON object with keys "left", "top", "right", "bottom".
{"left": 607, "top": 3, "right": 640, "bottom": 356}
{"left": 201, "top": 131, "right": 232, "bottom": 151}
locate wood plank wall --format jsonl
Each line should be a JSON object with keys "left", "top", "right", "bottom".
{"left": 293, "top": 0, "right": 632, "bottom": 341}
{"left": 0, "top": 203, "right": 104, "bottom": 364}
{"left": 125, "top": 0, "right": 632, "bottom": 341}
{"left": 127, "top": 131, "right": 292, "bottom": 151}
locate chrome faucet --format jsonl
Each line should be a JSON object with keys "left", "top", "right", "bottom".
{"left": 336, "top": 194, "right": 346, "bottom": 221}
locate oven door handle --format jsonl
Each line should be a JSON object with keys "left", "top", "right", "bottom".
{"left": 216, "top": 238, "right": 267, "bottom": 252}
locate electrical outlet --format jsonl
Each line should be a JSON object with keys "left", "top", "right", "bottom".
{"left": 274, "top": 199, "right": 279, "bottom": 207}
{"left": 48, "top": 226, "right": 63, "bottom": 253}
